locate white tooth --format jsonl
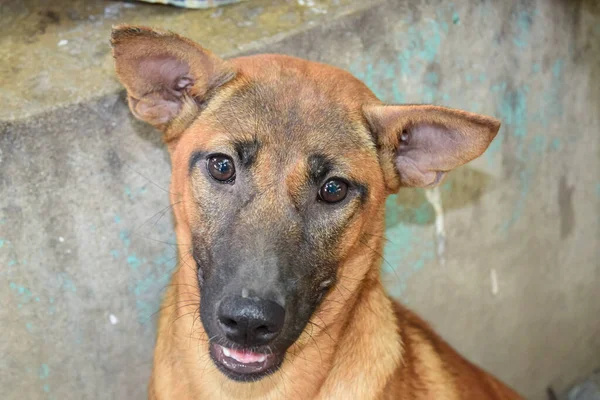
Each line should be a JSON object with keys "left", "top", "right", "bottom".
{"left": 222, "top": 347, "right": 231, "bottom": 357}
{"left": 257, "top": 355, "right": 266, "bottom": 362}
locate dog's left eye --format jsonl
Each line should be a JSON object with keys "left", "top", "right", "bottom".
{"left": 207, "top": 155, "right": 235, "bottom": 182}
{"left": 319, "top": 179, "right": 348, "bottom": 203}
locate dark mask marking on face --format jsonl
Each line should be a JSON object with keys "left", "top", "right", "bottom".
{"left": 233, "top": 138, "right": 261, "bottom": 168}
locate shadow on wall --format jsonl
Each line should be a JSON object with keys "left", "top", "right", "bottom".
{"left": 389, "top": 167, "right": 491, "bottom": 227}
{"left": 380, "top": 166, "right": 492, "bottom": 298}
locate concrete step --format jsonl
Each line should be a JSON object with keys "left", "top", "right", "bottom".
{"left": 0, "top": 0, "right": 374, "bottom": 121}
{"left": 1, "top": 1, "right": 599, "bottom": 400}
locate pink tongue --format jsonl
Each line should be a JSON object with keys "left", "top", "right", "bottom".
{"left": 228, "top": 348, "right": 264, "bottom": 363}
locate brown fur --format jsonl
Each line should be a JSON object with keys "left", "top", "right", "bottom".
{"left": 111, "top": 26, "right": 522, "bottom": 400}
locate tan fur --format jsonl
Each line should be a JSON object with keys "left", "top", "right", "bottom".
{"left": 111, "top": 26, "right": 522, "bottom": 400}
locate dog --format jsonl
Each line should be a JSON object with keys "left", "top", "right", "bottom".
{"left": 111, "top": 25, "right": 523, "bottom": 400}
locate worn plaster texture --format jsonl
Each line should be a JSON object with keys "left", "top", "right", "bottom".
{"left": 1, "top": 0, "right": 598, "bottom": 399}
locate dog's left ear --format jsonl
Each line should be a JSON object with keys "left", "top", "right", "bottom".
{"left": 111, "top": 25, "right": 235, "bottom": 138}
{"left": 363, "top": 104, "right": 500, "bottom": 191}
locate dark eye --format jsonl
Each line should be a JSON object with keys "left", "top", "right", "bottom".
{"left": 319, "top": 179, "right": 348, "bottom": 203}
{"left": 207, "top": 155, "right": 235, "bottom": 182}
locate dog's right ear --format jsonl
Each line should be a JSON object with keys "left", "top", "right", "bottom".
{"left": 111, "top": 25, "right": 235, "bottom": 138}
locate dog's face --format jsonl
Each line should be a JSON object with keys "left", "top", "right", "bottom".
{"left": 112, "top": 26, "right": 499, "bottom": 382}
{"left": 183, "top": 76, "right": 381, "bottom": 380}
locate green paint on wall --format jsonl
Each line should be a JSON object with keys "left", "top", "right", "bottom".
{"left": 39, "top": 364, "right": 49, "bottom": 379}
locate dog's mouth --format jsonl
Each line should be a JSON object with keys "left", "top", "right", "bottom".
{"left": 210, "top": 343, "right": 284, "bottom": 382}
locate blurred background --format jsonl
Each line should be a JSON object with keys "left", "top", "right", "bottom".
{"left": 0, "top": 0, "right": 598, "bottom": 399}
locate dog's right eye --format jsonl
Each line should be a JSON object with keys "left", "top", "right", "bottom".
{"left": 207, "top": 155, "right": 236, "bottom": 183}
{"left": 319, "top": 179, "right": 348, "bottom": 203}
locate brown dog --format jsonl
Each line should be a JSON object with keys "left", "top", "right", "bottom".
{"left": 111, "top": 25, "right": 522, "bottom": 400}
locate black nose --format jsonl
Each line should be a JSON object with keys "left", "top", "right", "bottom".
{"left": 217, "top": 295, "right": 285, "bottom": 347}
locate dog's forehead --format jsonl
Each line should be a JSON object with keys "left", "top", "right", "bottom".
{"left": 211, "top": 55, "right": 378, "bottom": 157}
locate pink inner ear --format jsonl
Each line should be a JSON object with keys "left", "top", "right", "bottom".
{"left": 128, "top": 55, "right": 195, "bottom": 125}
{"left": 395, "top": 156, "right": 441, "bottom": 187}
{"left": 130, "top": 93, "right": 182, "bottom": 125}
{"left": 138, "top": 55, "right": 193, "bottom": 97}
{"left": 395, "top": 123, "right": 462, "bottom": 188}
{"left": 395, "top": 156, "right": 448, "bottom": 187}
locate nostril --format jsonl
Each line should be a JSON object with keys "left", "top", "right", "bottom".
{"left": 219, "top": 317, "right": 238, "bottom": 329}
{"left": 255, "top": 325, "right": 270, "bottom": 336}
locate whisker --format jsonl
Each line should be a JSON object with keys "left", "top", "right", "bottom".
{"left": 124, "top": 161, "right": 179, "bottom": 196}
{"left": 131, "top": 201, "right": 180, "bottom": 235}
{"left": 167, "top": 309, "right": 201, "bottom": 333}
{"left": 359, "top": 237, "right": 403, "bottom": 289}
{"left": 362, "top": 231, "right": 394, "bottom": 244}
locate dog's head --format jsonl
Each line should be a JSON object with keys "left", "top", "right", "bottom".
{"left": 112, "top": 26, "right": 499, "bottom": 382}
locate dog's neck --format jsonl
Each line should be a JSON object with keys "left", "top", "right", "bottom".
{"left": 151, "top": 219, "right": 401, "bottom": 400}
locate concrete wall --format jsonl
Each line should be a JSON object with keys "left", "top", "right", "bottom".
{"left": 1, "top": 0, "right": 598, "bottom": 399}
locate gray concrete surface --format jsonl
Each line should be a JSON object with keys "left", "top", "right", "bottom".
{"left": 1, "top": 0, "right": 599, "bottom": 399}
{"left": 0, "top": 0, "right": 374, "bottom": 121}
